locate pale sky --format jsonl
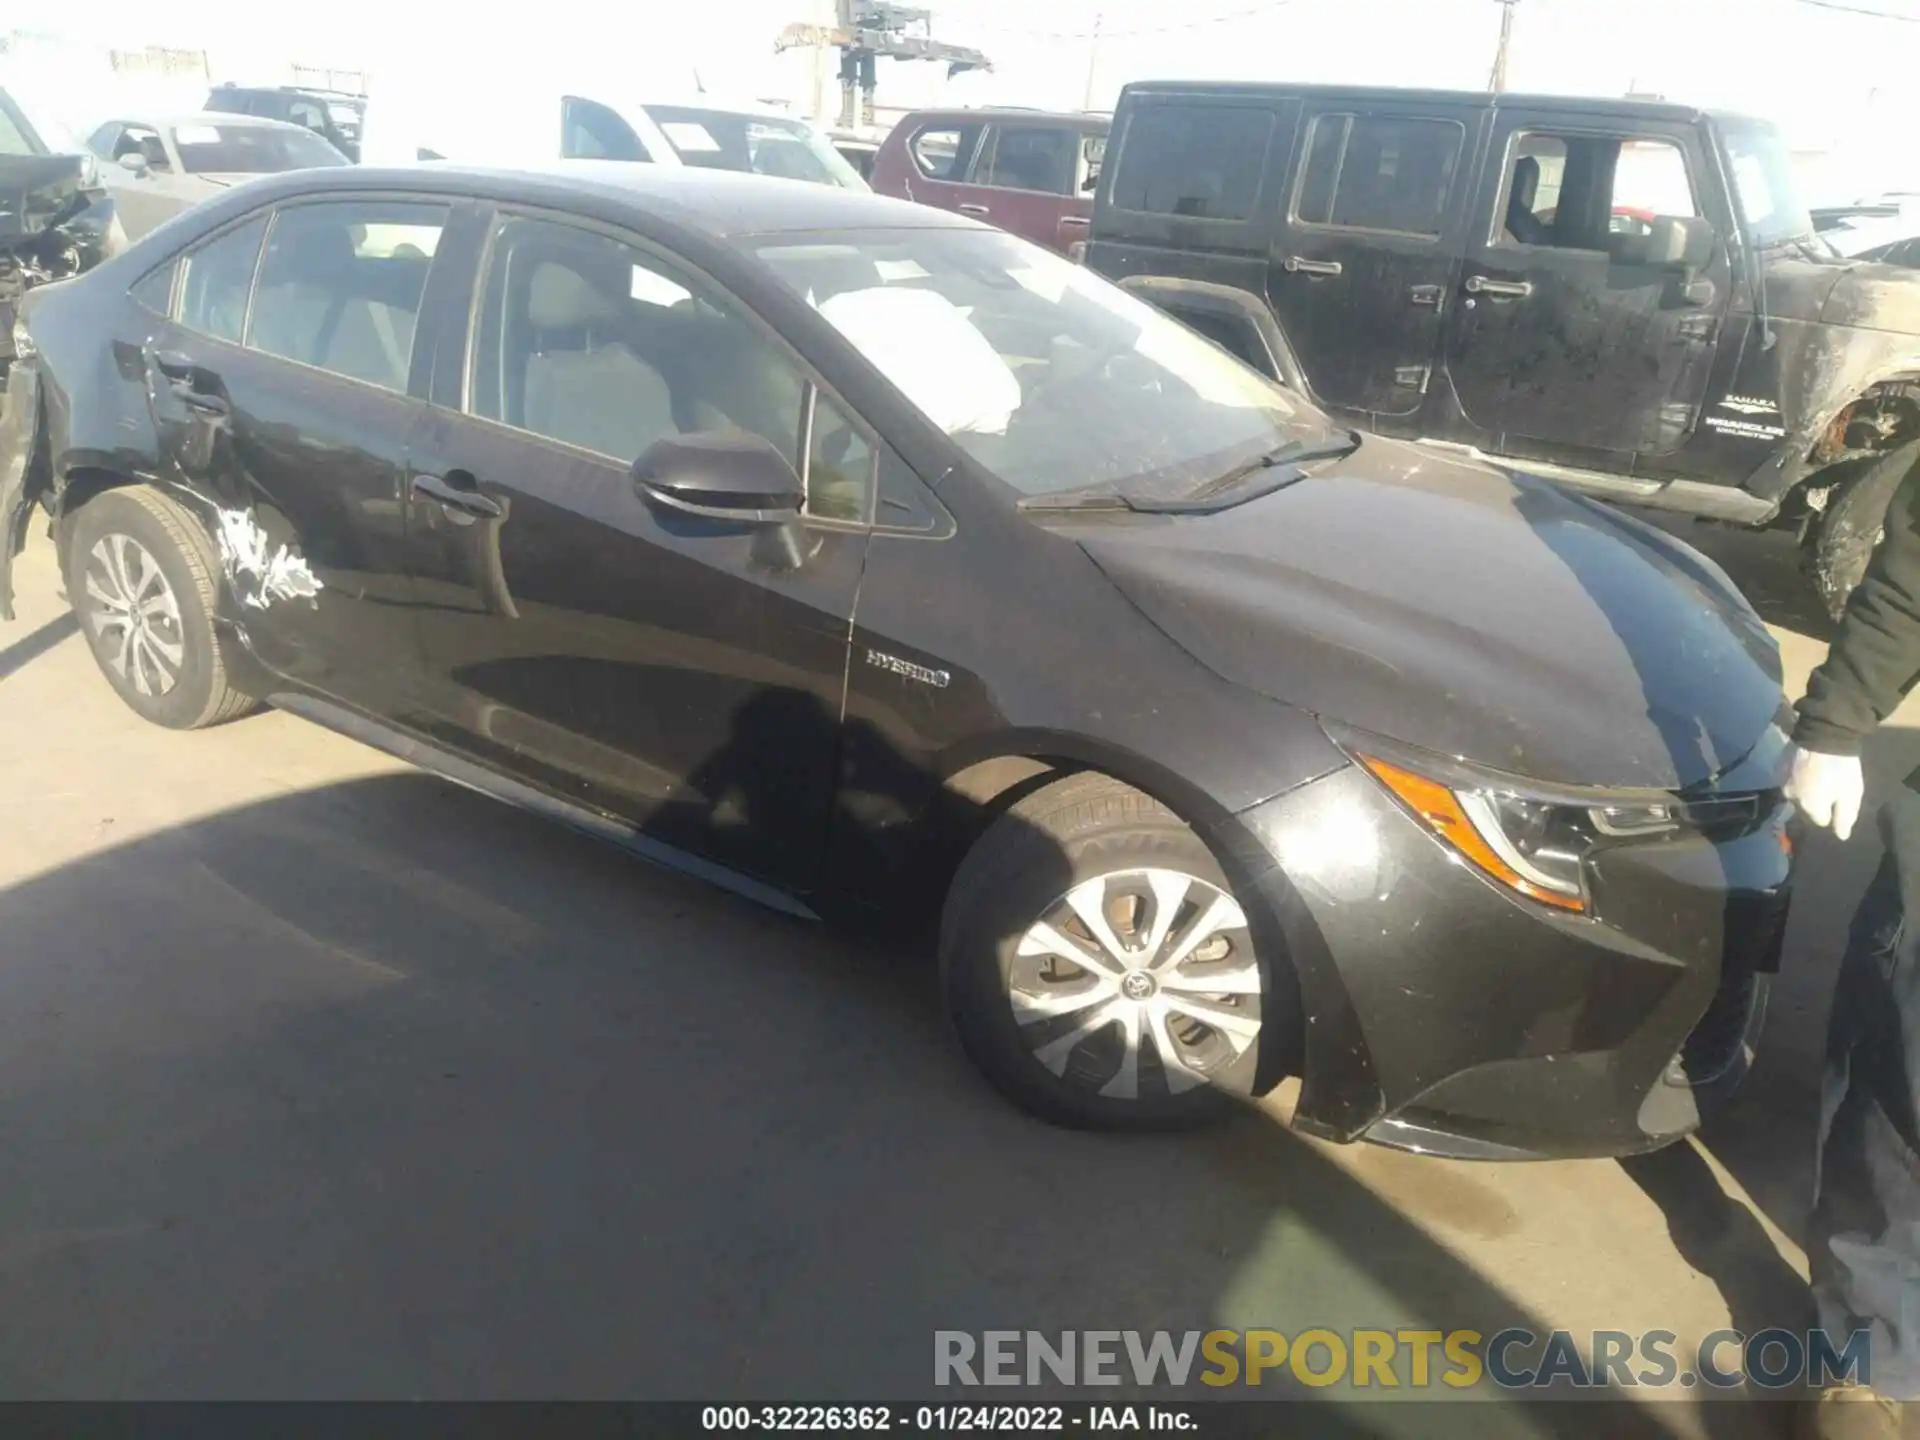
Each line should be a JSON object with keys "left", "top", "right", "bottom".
{"left": 9, "top": 0, "right": 1920, "bottom": 197}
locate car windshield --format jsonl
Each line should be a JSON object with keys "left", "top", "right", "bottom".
{"left": 172, "top": 122, "right": 348, "bottom": 174}
{"left": 1720, "top": 119, "right": 1816, "bottom": 248}
{"left": 753, "top": 228, "right": 1336, "bottom": 499}
{"left": 644, "top": 106, "right": 868, "bottom": 190}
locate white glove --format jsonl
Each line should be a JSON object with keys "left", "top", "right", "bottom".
{"left": 1783, "top": 745, "right": 1865, "bottom": 842}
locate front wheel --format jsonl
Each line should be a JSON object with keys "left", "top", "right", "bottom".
{"left": 940, "top": 773, "right": 1271, "bottom": 1131}
{"left": 1807, "top": 442, "right": 1920, "bottom": 621}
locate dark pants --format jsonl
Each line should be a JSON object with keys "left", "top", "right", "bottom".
{"left": 1813, "top": 788, "right": 1920, "bottom": 1398}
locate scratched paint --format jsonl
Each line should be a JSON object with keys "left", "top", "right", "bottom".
{"left": 215, "top": 508, "right": 322, "bottom": 610}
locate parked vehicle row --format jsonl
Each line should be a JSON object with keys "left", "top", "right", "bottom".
{"left": 0, "top": 160, "right": 1793, "bottom": 1159}
{"left": 88, "top": 113, "right": 351, "bottom": 240}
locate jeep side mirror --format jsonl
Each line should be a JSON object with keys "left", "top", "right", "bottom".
{"left": 1648, "top": 215, "right": 1717, "bottom": 276}
{"left": 632, "top": 430, "right": 804, "bottom": 524}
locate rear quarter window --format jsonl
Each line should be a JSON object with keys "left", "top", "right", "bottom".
{"left": 908, "top": 124, "right": 982, "bottom": 181}
{"left": 1108, "top": 103, "right": 1277, "bottom": 221}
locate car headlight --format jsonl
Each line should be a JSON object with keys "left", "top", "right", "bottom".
{"left": 1328, "top": 727, "right": 1758, "bottom": 915}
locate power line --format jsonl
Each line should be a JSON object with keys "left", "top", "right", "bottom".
{"left": 961, "top": 1, "right": 1294, "bottom": 42}
{"left": 1792, "top": 0, "right": 1920, "bottom": 17}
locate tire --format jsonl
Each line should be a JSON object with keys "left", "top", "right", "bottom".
{"left": 1808, "top": 442, "right": 1920, "bottom": 621}
{"left": 62, "top": 487, "right": 257, "bottom": 730}
{"left": 939, "top": 773, "right": 1270, "bottom": 1131}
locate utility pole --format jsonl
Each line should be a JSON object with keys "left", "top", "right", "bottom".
{"left": 1082, "top": 10, "right": 1105, "bottom": 112}
{"left": 1488, "top": 0, "right": 1518, "bottom": 93}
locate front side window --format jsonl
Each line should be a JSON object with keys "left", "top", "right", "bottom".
{"left": 1295, "top": 114, "right": 1462, "bottom": 237}
{"left": 247, "top": 201, "right": 447, "bottom": 392}
{"left": 178, "top": 214, "right": 268, "bottom": 343}
{"left": 975, "top": 126, "right": 1076, "bottom": 196}
{"left": 1110, "top": 104, "right": 1275, "bottom": 221}
{"left": 562, "top": 96, "right": 652, "bottom": 161}
{"left": 755, "top": 227, "right": 1335, "bottom": 500}
{"left": 470, "top": 216, "right": 865, "bottom": 520}
{"left": 171, "top": 121, "right": 347, "bottom": 174}
{"left": 1497, "top": 131, "right": 1699, "bottom": 255}
{"left": 643, "top": 106, "right": 866, "bottom": 190}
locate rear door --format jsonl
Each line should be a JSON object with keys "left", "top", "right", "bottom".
{"left": 1440, "top": 111, "right": 1732, "bottom": 460}
{"left": 890, "top": 117, "right": 987, "bottom": 217}
{"left": 134, "top": 195, "right": 455, "bottom": 713}
{"left": 966, "top": 123, "right": 1085, "bottom": 252}
{"left": 1267, "top": 104, "right": 1477, "bottom": 425}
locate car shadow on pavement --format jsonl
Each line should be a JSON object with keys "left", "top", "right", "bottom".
{"left": 0, "top": 767, "right": 1725, "bottom": 1435}
{"left": 0, "top": 609, "right": 77, "bottom": 682}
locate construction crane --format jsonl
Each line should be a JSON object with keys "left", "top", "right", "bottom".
{"left": 776, "top": 1, "right": 992, "bottom": 130}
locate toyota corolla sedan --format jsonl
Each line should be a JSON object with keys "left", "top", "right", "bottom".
{"left": 0, "top": 165, "right": 1792, "bottom": 1158}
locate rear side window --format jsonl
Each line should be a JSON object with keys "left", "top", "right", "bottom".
{"left": 1295, "top": 114, "right": 1463, "bottom": 237}
{"left": 1109, "top": 104, "right": 1276, "bottom": 221}
{"left": 562, "top": 96, "right": 652, "bottom": 162}
{"left": 909, "top": 124, "right": 981, "bottom": 181}
{"left": 178, "top": 215, "right": 268, "bottom": 344}
{"left": 247, "top": 201, "right": 447, "bottom": 392}
{"left": 975, "top": 126, "right": 1076, "bottom": 196}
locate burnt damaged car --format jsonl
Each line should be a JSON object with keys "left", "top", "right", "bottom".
{"left": 1090, "top": 84, "right": 1920, "bottom": 616}
{"left": 0, "top": 86, "right": 124, "bottom": 390}
{"left": 0, "top": 165, "right": 1792, "bottom": 1157}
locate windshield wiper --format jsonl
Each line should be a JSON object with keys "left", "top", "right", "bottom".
{"left": 1017, "top": 432, "right": 1362, "bottom": 517}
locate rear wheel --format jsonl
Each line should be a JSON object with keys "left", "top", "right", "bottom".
{"left": 63, "top": 487, "right": 256, "bottom": 730}
{"left": 940, "top": 773, "right": 1268, "bottom": 1131}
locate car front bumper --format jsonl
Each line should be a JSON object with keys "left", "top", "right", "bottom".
{"left": 1216, "top": 761, "right": 1792, "bottom": 1161}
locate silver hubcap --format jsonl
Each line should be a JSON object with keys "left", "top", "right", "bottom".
{"left": 1009, "top": 868, "right": 1261, "bottom": 1101}
{"left": 85, "top": 533, "right": 185, "bottom": 699}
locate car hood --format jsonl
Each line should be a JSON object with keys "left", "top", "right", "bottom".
{"left": 1076, "top": 441, "right": 1785, "bottom": 791}
{"left": 0, "top": 153, "right": 96, "bottom": 247}
{"left": 1762, "top": 247, "right": 1920, "bottom": 333}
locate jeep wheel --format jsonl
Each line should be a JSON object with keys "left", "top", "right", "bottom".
{"left": 1808, "top": 442, "right": 1920, "bottom": 621}
{"left": 940, "top": 773, "right": 1270, "bottom": 1131}
{"left": 64, "top": 487, "right": 257, "bottom": 730}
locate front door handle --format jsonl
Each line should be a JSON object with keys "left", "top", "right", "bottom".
{"left": 412, "top": 470, "right": 503, "bottom": 520}
{"left": 1464, "top": 274, "right": 1534, "bottom": 299}
{"left": 1410, "top": 283, "right": 1445, "bottom": 308}
{"left": 957, "top": 202, "right": 991, "bottom": 216}
{"left": 1282, "top": 256, "right": 1343, "bottom": 277}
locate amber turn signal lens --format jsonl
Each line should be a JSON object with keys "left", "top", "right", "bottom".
{"left": 1358, "top": 754, "right": 1588, "bottom": 913}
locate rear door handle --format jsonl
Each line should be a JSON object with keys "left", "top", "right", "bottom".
{"left": 149, "top": 348, "right": 229, "bottom": 416}
{"left": 1060, "top": 216, "right": 1090, "bottom": 228}
{"left": 957, "top": 203, "right": 991, "bottom": 216}
{"left": 1410, "top": 284, "right": 1445, "bottom": 307}
{"left": 412, "top": 470, "right": 503, "bottom": 520}
{"left": 1465, "top": 275, "right": 1534, "bottom": 299}
{"left": 1282, "top": 256, "right": 1343, "bottom": 277}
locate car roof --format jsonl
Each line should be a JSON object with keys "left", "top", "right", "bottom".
{"left": 1118, "top": 80, "right": 1760, "bottom": 128}
{"left": 112, "top": 113, "right": 321, "bottom": 135}
{"left": 894, "top": 107, "right": 1109, "bottom": 131}
{"left": 241, "top": 162, "right": 983, "bottom": 238}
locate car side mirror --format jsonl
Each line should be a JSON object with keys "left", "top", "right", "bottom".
{"left": 1648, "top": 215, "right": 1717, "bottom": 276}
{"left": 632, "top": 431, "right": 804, "bottom": 523}
{"left": 118, "top": 151, "right": 150, "bottom": 177}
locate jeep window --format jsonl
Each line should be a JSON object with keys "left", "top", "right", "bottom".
{"left": 1111, "top": 104, "right": 1274, "bottom": 221}
{"left": 754, "top": 228, "right": 1335, "bottom": 500}
{"left": 909, "top": 125, "right": 981, "bottom": 181}
{"left": 974, "top": 126, "right": 1076, "bottom": 196}
{"left": 1720, "top": 119, "right": 1816, "bottom": 248}
{"left": 1497, "top": 132, "right": 1697, "bottom": 256}
{"left": 1294, "top": 115, "right": 1462, "bottom": 237}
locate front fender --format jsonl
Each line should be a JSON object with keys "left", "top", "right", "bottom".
{"left": 1746, "top": 318, "right": 1920, "bottom": 502}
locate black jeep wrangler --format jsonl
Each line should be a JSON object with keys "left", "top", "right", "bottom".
{"left": 1088, "top": 82, "right": 1920, "bottom": 615}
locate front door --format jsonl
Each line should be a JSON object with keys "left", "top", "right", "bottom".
{"left": 402, "top": 211, "right": 871, "bottom": 890}
{"left": 965, "top": 123, "right": 1083, "bottom": 252}
{"left": 138, "top": 196, "right": 451, "bottom": 713}
{"left": 1267, "top": 105, "right": 1477, "bottom": 423}
{"left": 1440, "top": 112, "right": 1733, "bottom": 460}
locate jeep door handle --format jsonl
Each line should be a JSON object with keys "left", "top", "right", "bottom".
{"left": 1283, "top": 256, "right": 1343, "bottom": 277}
{"left": 412, "top": 470, "right": 503, "bottom": 520}
{"left": 1465, "top": 275, "right": 1534, "bottom": 299}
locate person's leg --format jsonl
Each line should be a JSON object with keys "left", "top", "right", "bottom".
{"left": 1811, "top": 787, "right": 1920, "bottom": 1414}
